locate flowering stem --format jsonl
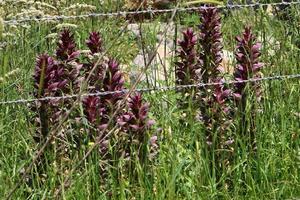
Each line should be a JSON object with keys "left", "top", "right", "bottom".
{"left": 233, "top": 26, "right": 263, "bottom": 151}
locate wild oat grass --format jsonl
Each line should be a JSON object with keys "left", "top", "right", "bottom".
{"left": 0, "top": 68, "right": 20, "bottom": 85}
{"left": 0, "top": 17, "right": 3, "bottom": 40}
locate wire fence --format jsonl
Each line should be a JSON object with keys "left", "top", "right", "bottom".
{"left": 1, "top": 1, "right": 299, "bottom": 106}
{"left": 3, "top": 1, "right": 300, "bottom": 25}
{"left": 1, "top": 73, "right": 300, "bottom": 106}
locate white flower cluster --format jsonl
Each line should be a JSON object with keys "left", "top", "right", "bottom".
{"left": 0, "top": 1, "right": 96, "bottom": 43}
{"left": 0, "top": 68, "right": 20, "bottom": 84}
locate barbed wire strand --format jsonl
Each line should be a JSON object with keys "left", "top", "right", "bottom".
{"left": 1, "top": 73, "right": 300, "bottom": 106}
{"left": 3, "top": 1, "right": 300, "bottom": 25}
{"left": 1, "top": 74, "right": 300, "bottom": 106}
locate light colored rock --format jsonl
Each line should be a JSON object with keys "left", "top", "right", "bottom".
{"left": 133, "top": 53, "right": 145, "bottom": 66}
{"left": 257, "top": 32, "right": 280, "bottom": 56}
{"left": 124, "top": 42, "right": 173, "bottom": 85}
{"left": 222, "top": 49, "right": 235, "bottom": 74}
{"left": 127, "top": 23, "right": 140, "bottom": 37}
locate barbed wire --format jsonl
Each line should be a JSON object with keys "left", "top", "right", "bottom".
{"left": 1, "top": 73, "right": 300, "bottom": 106}
{"left": 3, "top": 1, "right": 300, "bottom": 25}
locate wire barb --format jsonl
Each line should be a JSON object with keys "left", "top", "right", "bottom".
{"left": 3, "top": 1, "right": 300, "bottom": 25}
{"left": 1, "top": 73, "right": 300, "bottom": 106}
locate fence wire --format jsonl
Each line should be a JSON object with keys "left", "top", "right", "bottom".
{"left": 1, "top": 73, "right": 300, "bottom": 106}
{"left": 3, "top": 1, "right": 300, "bottom": 25}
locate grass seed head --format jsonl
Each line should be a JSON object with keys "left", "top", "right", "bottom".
{"left": 55, "top": 23, "right": 78, "bottom": 30}
{"left": 0, "top": 16, "right": 3, "bottom": 40}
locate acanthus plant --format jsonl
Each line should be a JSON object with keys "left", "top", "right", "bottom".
{"left": 31, "top": 29, "right": 84, "bottom": 175}
{"left": 81, "top": 32, "right": 156, "bottom": 180}
{"left": 82, "top": 55, "right": 125, "bottom": 132}
{"left": 82, "top": 57, "right": 126, "bottom": 155}
{"left": 174, "top": 7, "right": 234, "bottom": 178}
{"left": 198, "top": 6, "right": 223, "bottom": 125}
{"left": 82, "top": 31, "right": 126, "bottom": 155}
{"left": 197, "top": 7, "right": 233, "bottom": 150}
{"left": 80, "top": 31, "right": 156, "bottom": 164}
{"left": 175, "top": 28, "right": 199, "bottom": 112}
{"left": 233, "top": 26, "right": 263, "bottom": 151}
{"left": 82, "top": 31, "right": 106, "bottom": 92}
{"left": 175, "top": 28, "right": 198, "bottom": 86}
{"left": 117, "top": 92, "right": 155, "bottom": 162}
{"left": 86, "top": 31, "right": 103, "bottom": 54}
{"left": 55, "top": 29, "right": 82, "bottom": 92}
{"left": 33, "top": 54, "right": 67, "bottom": 143}
{"left": 198, "top": 7, "right": 223, "bottom": 83}
{"left": 56, "top": 29, "right": 80, "bottom": 62}
{"left": 31, "top": 28, "right": 157, "bottom": 186}
{"left": 33, "top": 30, "right": 82, "bottom": 143}
{"left": 116, "top": 93, "right": 156, "bottom": 177}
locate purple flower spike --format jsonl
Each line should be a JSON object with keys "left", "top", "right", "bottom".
{"left": 82, "top": 33, "right": 106, "bottom": 91}
{"left": 34, "top": 54, "right": 67, "bottom": 97}
{"left": 233, "top": 26, "right": 264, "bottom": 152}
{"left": 86, "top": 31, "right": 102, "bottom": 54}
{"left": 199, "top": 7, "right": 223, "bottom": 82}
{"left": 82, "top": 58, "right": 125, "bottom": 132}
{"left": 102, "top": 58, "right": 125, "bottom": 104}
{"left": 56, "top": 29, "right": 80, "bottom": 61}
{"left": 195, "top": 8, "right": 235, "bottom": 161}
{"left": 103, "top": 59, "right": 124, "bottom": 91}
{"left": 233, "top": 26, "right": 263, "bottom": 100}
{"left": 198, "top": 7, "right": 225, "bottom": 123}
{"left": 175, "top": 28, "right": 198, "bottom": 85}
{"left": 32, "top": 53, "right": 70, "bottom": 148}
{"left": 118, "top": 93, "right": 154, "bottom": 135}
{"left": 213, "top": 79, "right": 231, "bottom": 106}
{"left": 116, "top": 92, "right": 155, "bottom": 164}
{"left": 83, "top": 96, "right": 103, "bottom": 124}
